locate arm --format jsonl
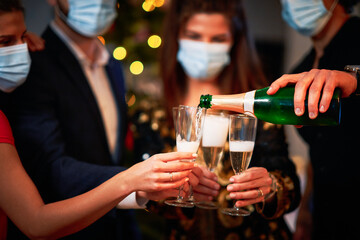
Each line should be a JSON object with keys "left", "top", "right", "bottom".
{"left": 267, "top": 69, "right": 357, "bottom": 119}
{"left": 0, "top": 143, "right": 197, "bottom": 239}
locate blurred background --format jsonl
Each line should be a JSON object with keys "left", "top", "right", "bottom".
{"left": 21, "top": 0, "right": 360, "bottom": 238}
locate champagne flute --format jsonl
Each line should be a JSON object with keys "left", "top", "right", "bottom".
{"left": 164, "top": 105, "right": 206, "bottom": 208}
{"left": 195, "top": 111, "right": 229, "bottom": 209}
{"left": 221, "top": 114, "right": 257, "bottom": 216}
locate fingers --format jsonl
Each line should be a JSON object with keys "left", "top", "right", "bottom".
{"left": 229, "top": 186, "right": 271, "bottom": 200}
{"left": 267, "top": 73, "right": 303, "bottom": 95}
{"left": 187, "top": 166, "right": 203, "bottom": 187}
{"left": 229, "top": 167, "right": 268, "bottom": 184}
{"left": 292, "top": 70, "right": 320, "bottom": 117}
{"left": 153, "top": 152, "right": 197, "bottom": 163}
{"left": 234, "top": 195, "right": 265, "bottom": 207}
{"left": 158, "top": 177, "right": 190, "bottom": 190}
{"left": 307, "top": 70, "right": 327, "bottom": 118}
{"left": 157, "top": 161, "right": 197, "bottom": 172}
{"left": 193, "top": 183, "right": 219, "bottom": 198}
{"left": 188, "top": 171, "right": 200, "bottom": 187}
{"left": 157, "top": 170, "right": 192, "bottom": 182}
{"left": 318, "top": 71, "right": 337, "bottom": 113}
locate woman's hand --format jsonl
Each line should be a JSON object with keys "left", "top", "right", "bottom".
{"left": 192, "top": 166, "right": 220, "bottom": 201}
{"left": 128, "top": 152, "right": 197, "bottom": 201}
{"left": 267, "top": 69, "right": 357, "bottom": 120}
{"left": 227, "top": 167, "right": 272, "bottom": 207}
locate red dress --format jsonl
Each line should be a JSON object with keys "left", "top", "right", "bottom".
{"left": 0, "top": 110, "right": 14, "bottom": 240}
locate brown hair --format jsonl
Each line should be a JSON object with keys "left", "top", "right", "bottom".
{"left": 160, "top": 0, "right": 268, "bottom": 113}
{"left": 0, "top": 0, "right": 24, "bottom": 13}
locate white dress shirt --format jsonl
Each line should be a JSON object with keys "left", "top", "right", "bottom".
{"left": 50, "top": 21, "right": 147, "bottom": 209}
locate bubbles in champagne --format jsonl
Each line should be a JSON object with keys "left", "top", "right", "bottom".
{"left": 229, "top": 141, "right": 254, "bottom": 152}
{"left": 229, "top": 141, "right": 254, "bottom": 174}
{"left": 176, "top": 137, "right": 200, "bottom": 152}
{"left": 202, "top": 114, "right": 229, "bottom": 147}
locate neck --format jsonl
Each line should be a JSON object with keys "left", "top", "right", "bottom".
{"left": 54, "top": 16, "right": 98, "bottom": 63}
{"left": 311, "top": 5, "right": 349, "bottom": 66}
{"left": 184, "top": 77, "right": 221, "bottom": 106}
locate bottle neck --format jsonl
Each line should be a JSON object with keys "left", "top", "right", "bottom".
{"left": 211, "top": 90, "right": 255, "bottom": 113}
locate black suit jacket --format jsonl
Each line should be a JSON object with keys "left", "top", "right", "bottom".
{"left": 292, "top": 17, "right": 360, "bottom": 240}
{"left": 7, "top": 27, "right": 140, "bottom": 240}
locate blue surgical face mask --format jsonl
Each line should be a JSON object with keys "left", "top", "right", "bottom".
{"left": 58, "top": 0, "right": 117, "bottom": 37}
{"left": 0, "top": 43, "right": 31, "bottom": 93}
{"left": 281, "top": 0, "right": 338, "bottom": 37}
{"left": 177, "top": 39, "right": 231, "bottom": 80}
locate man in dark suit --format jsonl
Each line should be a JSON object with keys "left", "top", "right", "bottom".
{"left": 5, "top": 0, "right": 173, "bottom": 239}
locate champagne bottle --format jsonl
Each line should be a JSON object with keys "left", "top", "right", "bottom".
{"left": 199, "top": 86, "right": 341, "bottom": 126}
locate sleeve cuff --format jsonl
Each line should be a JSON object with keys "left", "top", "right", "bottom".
{"left": 116, "top": 192, "right": 149, "bottom": 209}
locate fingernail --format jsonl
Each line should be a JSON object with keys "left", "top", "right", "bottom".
{"left": 194, "top": 163, "right": 198, "bottom": 167}
{"left": 267, "top": 87, "right": 272, "bottom": 93}
{"left": 309, "top": 112, "right": 316, "bottom": 119}
{"left": 227, "top": 185, "right": 233, "bottom": 191}
{"left": 185, "top": 178, "right": 189, "bottom": 182}
{"left": 295, "top": 108, "right": 302, "bottom": 116}
{"left": 229, "top": 193, "right": 235, "bottom": 198}
{"left": 213, "top": 176, "right": 218, "bottom": 181}
{"left": 192, "top": 153, "right": 198, "bottom": 158}
{"left": 320, "top": 105, "right": 325, "bottom": 113}
{"left": 229, "top": 177, "right": 235, "bottom": 182}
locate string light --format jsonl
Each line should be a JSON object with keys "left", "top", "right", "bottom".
{"left": 142, "top": 1, "right": 155, "bottom": 12}
{"left": 113, "top": 46, "right": 127, "bottom": 60}
{"left": 142, "top": 0, "right": 165, "bottom": 12}
{"left": 147, "top": 35, "right": 162, "bottom": 48}
{"left": 130, "top": 61, "right": 144, "bottom": 75}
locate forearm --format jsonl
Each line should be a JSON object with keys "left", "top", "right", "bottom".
{"left": 27, "top": 171, "right": 134, "bottom": 239}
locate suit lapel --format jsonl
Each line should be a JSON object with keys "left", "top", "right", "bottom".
{"left": 105, "top": 58, "right": 127, "bottom": 164}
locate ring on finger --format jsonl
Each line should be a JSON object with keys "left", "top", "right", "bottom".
{"left": 257, "top": 188, "right": 264, "bottom": 198}
{"left": 169, "top": 172, "right": 173, "bottom": 182}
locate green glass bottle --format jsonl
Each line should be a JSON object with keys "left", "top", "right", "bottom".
{"left": 199, "top": 86, "right": 341, "bottom": 126}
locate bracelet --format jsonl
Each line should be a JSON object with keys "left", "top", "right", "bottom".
{"left": 257, "top": 173, "right": 280, "bottom": 214}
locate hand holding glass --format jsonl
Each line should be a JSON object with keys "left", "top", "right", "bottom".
{"left": 164, "top": 105, "right": 206, "bottom": 208}
{"left": 221, "top": 114, "right": 257, "bottom": 216}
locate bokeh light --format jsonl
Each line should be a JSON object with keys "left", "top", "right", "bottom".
{"left": 130, "top": 61, "right": 144, "bottom": 75}
{"left": 153, "top": 0, "right": 165, "bottom": 7}
{"left": 113, "top": 46, "right": 127, "bottom": 61}
{"left": 142, "top": 1, "right": 155, "bottom": 12}
{"left": 147, "top": 35, "right": 162, "bottom": 48}
{"left": 97, "top": 36, "right": 105, "bottom": 45}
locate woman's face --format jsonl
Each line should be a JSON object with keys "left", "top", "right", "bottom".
{"left": 179, "top": 13, "right": 232, "bottom": 45}
{"left": 0, "top": 10, "right": 26, "bottom": 48}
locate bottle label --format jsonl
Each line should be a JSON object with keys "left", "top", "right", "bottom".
{"left": 244, "top": 90, "right": 255, "bottom": 113}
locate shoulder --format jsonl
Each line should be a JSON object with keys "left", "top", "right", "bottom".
{"left": 0, "top": 111, "right": 14, "bottom": 146}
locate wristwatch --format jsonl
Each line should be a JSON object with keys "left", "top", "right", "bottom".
{"left": 344, "top": 65, "right": 360, "bottom": 96}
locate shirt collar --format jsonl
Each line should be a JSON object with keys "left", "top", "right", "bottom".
{"left": 50, "top": 21, "right": 109, "bottom": 68}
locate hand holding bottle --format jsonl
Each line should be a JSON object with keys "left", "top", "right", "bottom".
{"left": 267, "top": 69, "right": 357, "bottom": 120}
{"left": 226, "top": 167, "right": 272, "bottom": 207}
